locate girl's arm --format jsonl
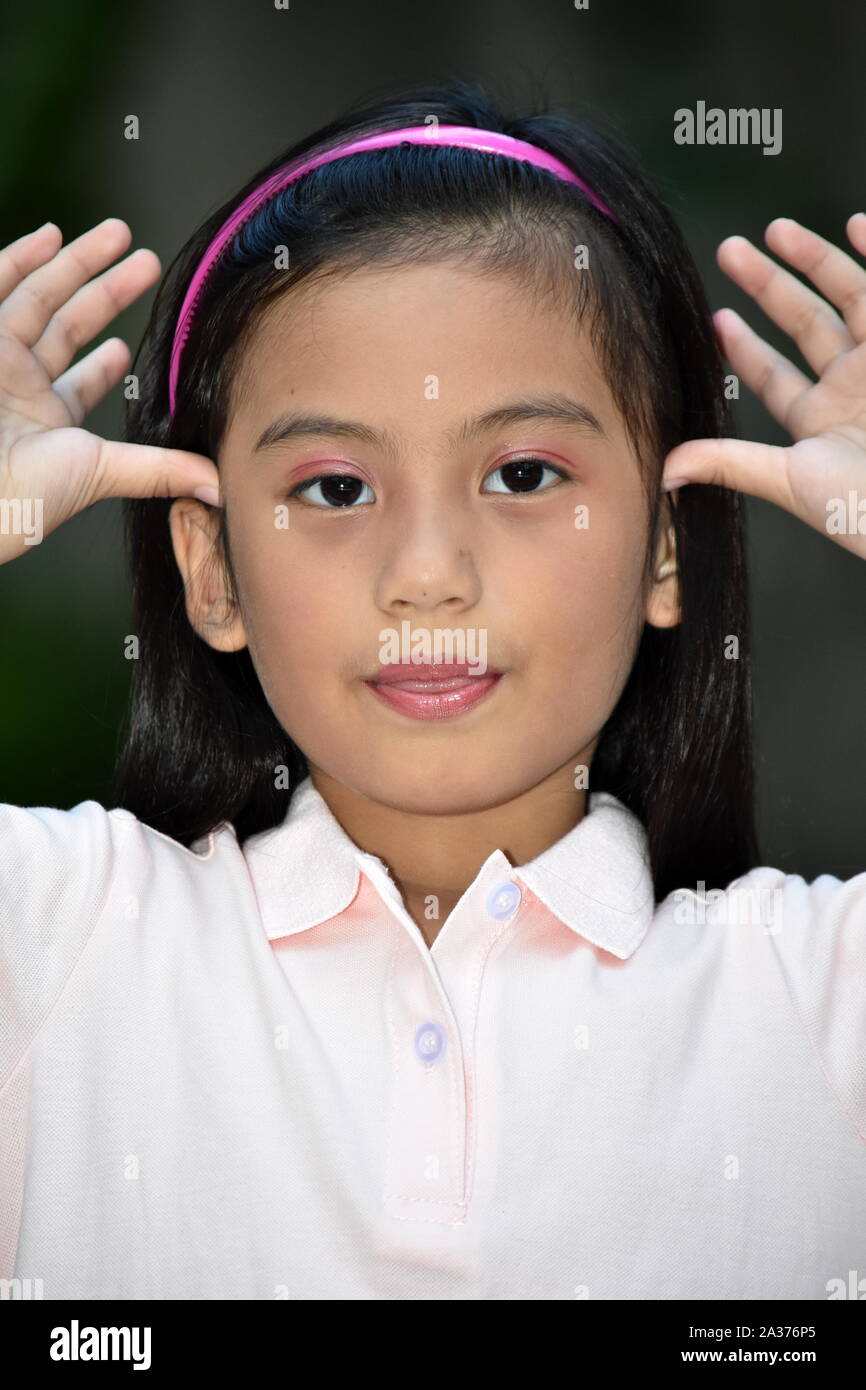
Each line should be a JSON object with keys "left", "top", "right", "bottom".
{"left": 662, "top": 213, "right": 866, "bottom": 1145}
{"left": 0, "top": 220, "right": 218, "bottom": 1086}
{"left": 0, "top": 801, "right": 119, "bottom": 1089}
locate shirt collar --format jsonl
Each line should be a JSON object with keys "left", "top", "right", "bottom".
{"left": 244, "top": 775, "right": 655, "bottom": 960}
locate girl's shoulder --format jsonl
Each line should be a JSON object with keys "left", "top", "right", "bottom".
{"left": 0, "top": 799, "right": 239, "bottom": 1091}
{"left": 660, "top": 858, "right": 866, "bottom": 1001}
{"left": 0, "top": 796, "right": 235, "bottom": 870}
{"left": 659, "top": 859, "right": 866, "bottom": 1146}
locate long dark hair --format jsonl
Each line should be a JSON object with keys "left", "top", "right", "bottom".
{"left": 112, "top": 77, "right": 760, "bottom": 900}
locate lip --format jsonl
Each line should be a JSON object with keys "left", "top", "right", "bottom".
{"left": 363, "top": 663, "right": 504, "bottom": 721}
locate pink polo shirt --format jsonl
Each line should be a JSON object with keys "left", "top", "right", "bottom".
{"left": 1, "top": 776, "right": 864, "bottom": 1299}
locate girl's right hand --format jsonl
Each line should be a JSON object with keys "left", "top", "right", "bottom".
{"left": 0, "top": 218, "right": 220, "bottom": 566}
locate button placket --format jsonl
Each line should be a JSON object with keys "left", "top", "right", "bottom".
{"left": 380, "top": 859, "right": 525, "bottom": 1230}
{"left": 383, "top": 929, "right": 467, "bottom": 1225}
{"left": 418, "top": 865, "right": 524, "bottom": 1222}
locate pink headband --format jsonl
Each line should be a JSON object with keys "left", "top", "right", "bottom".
{"left": 167, "top": 123, "right": 619, "bottom": 417}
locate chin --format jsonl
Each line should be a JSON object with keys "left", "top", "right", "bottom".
{"left": 361, "top": 760, "right": 527, "bottom": 818}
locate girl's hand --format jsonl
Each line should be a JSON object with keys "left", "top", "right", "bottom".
{"left": 0, "top": 219, "right": 219, "bottom": 565}
{"left": 662, "top": 213, "right": 866, "bottom": 561}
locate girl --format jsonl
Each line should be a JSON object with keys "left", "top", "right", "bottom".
{"left": 1, "top": 81, "right": 864, "bottom": 1301}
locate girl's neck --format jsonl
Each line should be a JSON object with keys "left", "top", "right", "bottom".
{"left": 307, "top": 760, "right": 591, "bottom": 947}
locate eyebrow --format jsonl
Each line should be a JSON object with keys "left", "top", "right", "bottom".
{"left": 252, "top": 392, "right": 607, "bottom": 455}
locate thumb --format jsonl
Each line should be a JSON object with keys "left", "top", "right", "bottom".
{"left": 662, "top": 437, "right": 793, "bottom": 510}
{"left": 94, "top": 436, "right": 221, "bottom": 504}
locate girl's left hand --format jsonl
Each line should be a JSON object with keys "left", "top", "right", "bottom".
{"left": 662, "top": 213, "right": 866, "bottom": 561}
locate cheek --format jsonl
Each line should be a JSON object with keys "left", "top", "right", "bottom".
{"left": 500, "top": 517, "right": 646, "bottom": 663}
{"left": 228, "top": 520, "right": 354, "bottom": 706}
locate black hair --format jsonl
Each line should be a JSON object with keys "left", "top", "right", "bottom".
{"left": 112, "top": 77, "right": 760, "bottom": 901}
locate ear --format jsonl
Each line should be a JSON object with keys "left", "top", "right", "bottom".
{"left": 168, "top": 498, "right": 248, "bottom": 652}
{"left": 644, "top": 500, "right": 681, "bottom": 630}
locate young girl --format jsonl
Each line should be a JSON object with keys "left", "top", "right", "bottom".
{"left": 1, "top": 80, "right": 864, "bottom": 1302}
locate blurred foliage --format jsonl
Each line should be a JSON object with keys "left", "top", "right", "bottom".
{"left": 0, "top": 0, "right": 138, "bottom": 807}
{"left": 0, "top": 1, "right": 132, "bottom": 219}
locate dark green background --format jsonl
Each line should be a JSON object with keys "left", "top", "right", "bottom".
{"left": 2, "top": 0, "right": 864, "bottom": 876}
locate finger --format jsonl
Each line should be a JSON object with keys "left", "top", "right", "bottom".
{"left": 14, "top": 426, "right": 220, "bottom": 507}
{"left": 0, "top": 218, "right": 133, "bottom": 349}
{"left": 662, "top": 436, "right": 796, "bottom": 512}
{"left": 713, "top": 306, "right": 813, "bottom": 434}
{"left": 717, "top": 230, "right": 854, "bottom": 378}
{"left": 92, "top": 438, "right": 221, "bottom": 504}
{"left": 51, "top": 337, "right": 134, "bottom": 424}
{"left": 31, "top": 247, "right": 161, "bottom": 381}
{"left": 0, "top": 222, "right": 64, "bottom": 302}
{"left": 764, "top": 214, "right": 866, "bottom": 345}
{"left": 844, "top": 209, "right": 866, "bottom": 263}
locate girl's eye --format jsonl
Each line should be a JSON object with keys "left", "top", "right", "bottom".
{"left": 288, "top": 457, "right": 568, "bottom": 508}
{"left": 288, "top": 474, "right": 375, "bottom": 508}
{"left": 481, "top": 457, "right": 569, "bottom": 494}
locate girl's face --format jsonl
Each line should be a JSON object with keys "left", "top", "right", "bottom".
{"left": 170, "top": 262, "right": 679, "bottom": 814}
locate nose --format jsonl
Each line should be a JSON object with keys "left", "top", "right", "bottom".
{"left": 374, "top": 499, "right": 482, "bottom": 614}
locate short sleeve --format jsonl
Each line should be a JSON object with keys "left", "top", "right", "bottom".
{"left": 768, "top": 868, "right": 866, "bottom": 1145}
{"left": 0, "top": 800, "right": 117, "bottom": 1089}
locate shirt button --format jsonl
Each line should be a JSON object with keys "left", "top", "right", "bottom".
{"left": 485, "top": 880, "right": 522, "bottom": 920}
{"left": 415, "top": 1021, "right": 446, "bottom": 1065}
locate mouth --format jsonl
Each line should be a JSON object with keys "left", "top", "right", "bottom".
{"left": 363, "top": 662, "right": 504, "bottom": 721}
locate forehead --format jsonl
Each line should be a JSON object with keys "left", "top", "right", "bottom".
{"left": 226, "top": 261, "right": 625, "bottom": 448}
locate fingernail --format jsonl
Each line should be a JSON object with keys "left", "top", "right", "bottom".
{"left": 662, "top": 476, "right": 689, "bottom": 492}
{"left": 194, "top": 485, "right": 221, "bottom": 507}
{"left": 37, "top": 221, "right": 58, "bottom": 233}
